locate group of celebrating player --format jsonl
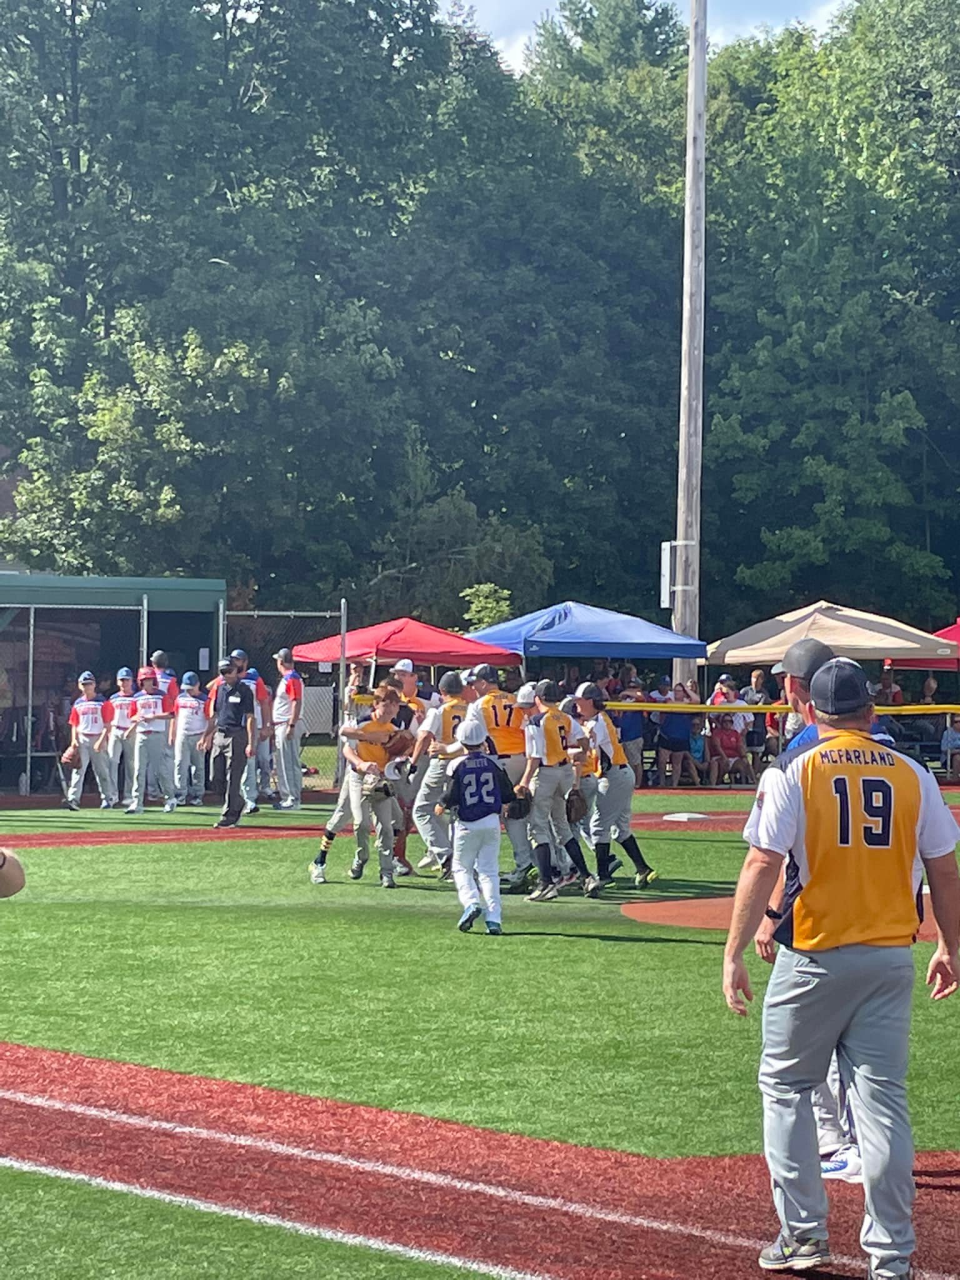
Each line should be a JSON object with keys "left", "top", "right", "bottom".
{"left": 309, "top": 660, "right": 659, "bottom": 934}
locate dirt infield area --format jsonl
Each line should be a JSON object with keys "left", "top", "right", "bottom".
{"left": 0, "top": 1044, "right": 957, "bottom": 1280}
{"left": 621, "top": 896, "right": 941, "bottom": 942}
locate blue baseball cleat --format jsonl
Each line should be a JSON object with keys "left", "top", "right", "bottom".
{"left": 486, "top": 921, "right": 503, "bottom": 935}
{"left": 457, "top": 905, "right": 483, "bottom": 932}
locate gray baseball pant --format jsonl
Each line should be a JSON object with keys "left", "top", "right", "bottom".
{"left": 529, "top": 763, "right": 575, "bottom": 847}
{"left": 571, "top": 771, "right": 598, "bottom": 848}
{"left": 107, "top": 728, "right": 135, "bottom": 807}
{"left": 813, "top": 1051, "right": 855, "bottom": 1156}
{"left": 66, "top": 738, "right": 112, "bottom": 806}
{"left": 131, "top": 732, "right": 174, "bottom": 806}
{"left": 590, "top": 764, "right": 634, "bottom": 843}
{"left": 413, "top": 758, "right": 453, "bottom": 859}
{"left": 346, "top": 770, "right": 394, "bottom": 877}
{"left": 174, "top": 731, "right": 205, "bottom": 803}
{"left": 759, "top": 944, "right": 915, "bottom": 1278}
{"left": 241, "top": 738, "right": 272, "bottom": 805}
{"left": 275, "top": 722, "right": 302, "bottom": 806}
{"left": 500, "top": 753, "right": 533, "bottom": 870}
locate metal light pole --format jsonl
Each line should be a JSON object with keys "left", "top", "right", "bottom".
{"left": 672, "top": 0, "right": 708, "bottom": 685}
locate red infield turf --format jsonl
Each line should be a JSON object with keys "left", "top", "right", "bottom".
{"left": 0, "top": 1045, "right": 957, "bottom": 1280}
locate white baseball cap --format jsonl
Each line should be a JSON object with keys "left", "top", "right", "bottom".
{"left": 515, "top": 682, "right": 537, "bottom": 707}
{"left": 390, "top": 658, "right": 414, "bottom": 674}
{"left": 459, "top": 668, "right": 477, "bottom": 684}
{"left": 456, "top": 719, "right": 488, "bottom": 748}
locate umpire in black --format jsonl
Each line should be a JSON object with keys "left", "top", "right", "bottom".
{"left": 201, "top": 658, "right": 256, "bottom": 829}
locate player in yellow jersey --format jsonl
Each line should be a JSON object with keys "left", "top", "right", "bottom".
{"left": 469, "top": 664, "right": 535, "bottom": 889}
{"left": 342, "top": 685, "right": 405, "bottom": 889}
{"left": 410, "top": 671, "right": 468, "bottom": 870}
{"left": 723, "top": 659, "right": 960, "bottom": 1278}
{"left": 574, "top": 683, "right": 658, "bottom": 888}
{"left": 518, "top": 679, "right": 601, "bottom": 902}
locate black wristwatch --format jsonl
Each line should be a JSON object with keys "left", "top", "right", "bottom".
{"left": 764, "top": 907, "right": 783, "bottom": 921}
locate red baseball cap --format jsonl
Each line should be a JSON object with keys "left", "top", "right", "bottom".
{"left": 137, "top": 666, "right": 156, "bottom": 682}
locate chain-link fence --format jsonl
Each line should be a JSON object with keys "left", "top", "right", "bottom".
{"left": 225, "top": 608, "right": 346, "bottom": 790}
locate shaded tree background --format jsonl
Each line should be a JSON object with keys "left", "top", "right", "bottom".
{"left": 1, "top": 0, "right": 959, "bottom": 635}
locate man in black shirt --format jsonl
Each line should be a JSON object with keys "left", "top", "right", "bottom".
{"left": 201, "top": 658, "right": 256, "bottom": 828}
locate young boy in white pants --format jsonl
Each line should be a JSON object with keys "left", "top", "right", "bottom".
{"left": 436, "top": 719, "right": 516, "bottom": 935}
{"left": 172, "top": 672, "right": 208, "bottom": 805}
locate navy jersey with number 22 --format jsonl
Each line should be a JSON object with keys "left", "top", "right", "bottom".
{"left": 443, "top": 754, "right": 516, "bottom": 823}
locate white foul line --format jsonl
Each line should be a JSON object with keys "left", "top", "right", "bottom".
{"left": 0, "top": 1156, "right": 550, "bottom": 1280}
{"left": 0, "top": 1089, "right": 955, "bottom": 1280}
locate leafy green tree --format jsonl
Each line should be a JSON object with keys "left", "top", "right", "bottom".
{"left": 460, "top": 583, "right": 513, "bottom": 630}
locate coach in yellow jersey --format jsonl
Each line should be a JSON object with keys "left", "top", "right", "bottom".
{"left": 723, "top": 659, "right": 960, "bottom": 1279}
{"left": 470, "top": 664, "right": 535, "bottom": 888}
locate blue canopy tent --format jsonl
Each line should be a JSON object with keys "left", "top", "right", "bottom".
{"left": 469, "top": 601, "right": 706, "bottom": 660}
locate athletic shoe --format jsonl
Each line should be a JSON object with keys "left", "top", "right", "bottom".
{"left": 526, "top": 884, "right": 559, "bottom": 903}
{"left": 163, "top": 800, "right": 177, "bottom": 813}
{"left": 557, "top": 870, "right": 579, "bottom": 888}
{"left": 758, "top": 1232, "right": 829, "bottom": 1272}
{"left": 458, "top": 905, "right": 483, "bottom": 932}
{"left": 213, "top": 819, "right": 238, "bottom": 829}
{"left": 309, "top": 862, "right": 327, "bottom": 884}
{"left": 393, "top": 855, "right": 415, "bottom": 877}
{"left": 381, "top": 875, "right": 396, "bottom": 889}
{"left": 349, "top": 857, "right": 365, "bottom": 880}
{"left": 634, "top": 869, "right": 659, "bottom": 889}
{"left": 272, "top": 799, "right": 296, "bottom": 811}
{"left": 62, "top": 799, "right": 80, "bottom": 811}
{"left": 821, "top": 1144, "right": 863, "bottom": 1183}
{"left": 418, "top": 853, "right": 441, "bottom": 870}
{"left": 243, "top": 802, "right": 260, "bottom": 816}
{"left": 582, "top": 874, "right": 602, "bottom": 898}
{"left": 125, "top": 806, "right": 144, "bottom": 815}
{"left": 439, "top": 856, "right": 453, "bottom": 881}
{"left": 99, "top": 799, "right": 114, "bottom": 810}
{"left": 609, "top": 856, "right": 623, "bottom": 876}
{"left": 188, "top": 797, "right": 204, "bottom": 807}
{"left": 486, "top": 921, "right": 503, "bottom": 935}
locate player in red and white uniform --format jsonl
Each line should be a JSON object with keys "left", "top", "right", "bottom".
{"left": 107, "top": 666, "right": 137, "bottom": 808}
{"left": 172, "top": 672, "right": 208, "bottom": 806}
{"left": 272, "top": 647, "right": 303, "bottom": 809}
{"left": 65, "top": 671, "right": 114, "bottom": 810}
{"left": 126, "top": 666, "right": 176, "bottom": 813}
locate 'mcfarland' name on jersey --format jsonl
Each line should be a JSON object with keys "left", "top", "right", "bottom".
{"left": 818, "top": 746, "right": 896, "bottom": 768}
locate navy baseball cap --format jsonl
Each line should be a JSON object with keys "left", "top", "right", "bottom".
{"left": 218, "top": 657, "right": 235, "bottom": 673}
{"left": 229, "top": 648, "right": 247, "bottom": 661}
{"left": 78, "top": 670, "right": 96, "bottom": 684}
{"left": 657, "top": 675, "right": 671, "bottom": 687}
{"left": 810, "top": 659, "right": 872, "bottom": 716}
{"left": 472, "top": 664, "right": 499, "bottom": 684}
{"left": 182, "top": 671, "right": 200, "bottom": 687}
{"left": 574, "top": 681, "right": 605, "bottom": 704}
{"left": 117, "top": 667, "right": 134, "bottom": 680}
{"left": 273, "top": 647, "right": 293, "bottom": 662}
{"left": 535, "top": 678, "right": 562, "bottom": 703}
{"left": 438, "top": 671, "right": 464, "bottom": 695}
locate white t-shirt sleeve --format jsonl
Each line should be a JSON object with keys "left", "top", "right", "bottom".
{"left": 525, "top": 721, "right": 543, "bottom": 759}
{"left": 592, "top": 716, "right": 614, "bottom": 760}
{"left": 742, "top": 767, "right": 799, "bottom": 858}
{"left": 420, "top": 707, "right": 442, "bottom": 738}
{"left": 465, "top": 700, "right": 485, "bottom": 727}
{"left": 917, "top": 767, "right": 960, "bottom": 860}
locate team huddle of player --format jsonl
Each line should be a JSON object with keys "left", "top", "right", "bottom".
{"left": 62, "top": 647, "right": 305, "bottom": 819}
{"left": 310, "top": 660, "right": 658, "bottom": 932}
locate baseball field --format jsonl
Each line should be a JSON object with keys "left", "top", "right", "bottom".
{"left": 1, "top": 794, "right": 958, "bottom": 1279}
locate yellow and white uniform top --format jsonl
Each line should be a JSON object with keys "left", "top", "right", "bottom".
{"left": 744, "top": 729, "right": 959, "bottom": 951}
{"left": 351, "top": 721, "right": 395, "bottom": 772}
{"left": 585, "top": 710, "right": 628, "bottom": 775}
{"left": 419, "top": 699, "right": 468, "bottom": 749}
{"left": 468, "top": 690, "right": 526, "bottom": 756}
{"left": 524, "top": 708, "right": 586, "bottom": 768}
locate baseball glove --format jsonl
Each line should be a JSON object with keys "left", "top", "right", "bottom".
{"left": 505, "top": 794, "right": 531, "bottom": 820}
{"left": 385, "top": 729, "right": 416, "bottom": 760}
{"left": 60, "top": 744, "right": 81, "bottom": 771}
{"left": 361, "top": 773, "right": 394, "bottom": 801}
{"left": 565, "top": 789, "right": 588, "bottom": 825}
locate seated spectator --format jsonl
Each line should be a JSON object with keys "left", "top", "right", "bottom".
{"left": 657, "top": 683, "right": 693, "bottom": 787}
{"left": 685, "top": 678, "right": 701, "bottom": 703}
{"left": 868, "top": 665, "right": 904, "bottom": 706}
{"left": 708, "top": 713, "right": 755, "bottom": 785}
{"left": 941, "top": 716, "right": 960, "bottom": 780}
{"left": 684, "top": 714, "right": 710, "bottom": 785}
{"left": 740, "top": 667, "right": 771, "bottom": 771}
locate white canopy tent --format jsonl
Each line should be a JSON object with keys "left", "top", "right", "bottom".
{"left": 707, "top": 600, "right": 959, "bottom": 666}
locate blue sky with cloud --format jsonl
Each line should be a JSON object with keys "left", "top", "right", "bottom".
{"left": 471, "top": 0, "right": 844, "bottom": 73}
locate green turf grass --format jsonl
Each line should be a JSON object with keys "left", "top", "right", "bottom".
{"left": 0, "top": 1165, "right": 467, "bottom": 1279}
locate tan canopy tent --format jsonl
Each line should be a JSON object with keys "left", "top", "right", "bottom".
{"left": 707, "top": 600, "right": 960, "bottom": 666}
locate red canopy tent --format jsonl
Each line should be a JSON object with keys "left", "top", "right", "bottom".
{"left": 292, "top": 617, "right": 521, "bottom": 668}
{"left": 897, "top": 619, "right": 960, "bottom": 672}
